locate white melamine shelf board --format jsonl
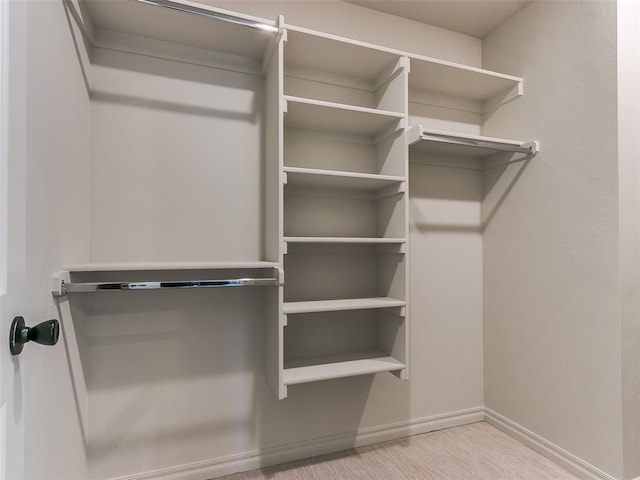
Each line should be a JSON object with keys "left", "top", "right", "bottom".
{"left": 284, "top": 28, "right": 403, "bottom": 83}
{"left": 409, "top": 55, "right": 522, "bottom": 101}
{"left": 408, "top": 125, "right": 536, "bottom": 159}
{"left": 283, "top": 297, "right": 406, "bottom": 314}
{"left": 284, "top": 237, "right": 406, "bottom": 244}
{"left": 63, "top": 261, "right": 279, "bottom": 273}
{"left": 283, "top": 167, "right": 405, "bottom": 191}
{"left": 283, "top": 352, "right": 404, "bottom": 385}
{"left": 284, "top": 96, "right": 404, "bottom": 136}
{"left": 82, "top": 0, "right": 277, "bottom": 60}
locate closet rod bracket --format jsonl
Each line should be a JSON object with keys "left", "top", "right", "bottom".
{"left": 52, "top": 274, "right": 69, "bottom": 297}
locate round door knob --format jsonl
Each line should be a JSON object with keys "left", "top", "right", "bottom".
{"left": 9, "top": 316, "right": 60, "bottom": 355}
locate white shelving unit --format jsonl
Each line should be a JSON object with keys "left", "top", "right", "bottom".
{"left": 271, "top": 26, "right": 411, "bottom": 398}
{"left": 67, "top": 0, "right": 536, "bottom": 401}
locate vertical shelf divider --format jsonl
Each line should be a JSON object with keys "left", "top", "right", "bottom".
{"left": 265, "top": 27, "right": 287, "bottom": 399}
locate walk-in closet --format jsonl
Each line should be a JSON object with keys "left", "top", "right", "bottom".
{"left": 2, "top": 1, "right": 638, "bottom": 480}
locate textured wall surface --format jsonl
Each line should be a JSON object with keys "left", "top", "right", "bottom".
{"left": 482, "top": 2, "right": 622, "bottom": 477}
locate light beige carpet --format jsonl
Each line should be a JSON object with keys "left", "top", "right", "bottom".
{"left": 219, "top": 422, "right": 579, "bottom": 479}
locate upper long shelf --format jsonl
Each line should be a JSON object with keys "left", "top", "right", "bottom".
{"left": 408, "top": 125, "right": 539, "bottom": 158}
{"left": 81, "top": 0, "right": 279, "bottom": 61}
{"left": 284, "top": 25, "right": 523, "bottom": 104}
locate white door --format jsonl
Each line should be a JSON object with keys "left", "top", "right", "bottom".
{"left": 0, "top": 0, "right": 29, "bottom": 477}
{"left": 0, "top": 1, "right": 88, "bottom": 478}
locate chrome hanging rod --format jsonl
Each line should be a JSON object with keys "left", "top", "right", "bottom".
{"left": 58, "top": 277, "right": 278, "bottom": 295}
{"left": 421, "top": 132, "right": 536, "bottom": 156}
{"left": 132, "top": 0, "right": 279, "bottom": 34}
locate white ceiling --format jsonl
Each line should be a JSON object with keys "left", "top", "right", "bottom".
{"left": 345, "top": 1, "right": 530, "bottom": 38}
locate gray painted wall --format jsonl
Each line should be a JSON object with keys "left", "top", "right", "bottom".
{"left": 482, "top": 2, "right": 622, "bottom": 477}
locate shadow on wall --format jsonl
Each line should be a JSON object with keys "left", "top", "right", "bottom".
{"left": 482, "top": 154, "right": 533, "bottom": 229}
{"left": 57, "top": 274, "right": 406, "bottom": 479}
{"left": 409, "top": 151, "right": 532, "bottom": 234}
{"left": 83, "top": 287, "right": 270, "bottom": 475}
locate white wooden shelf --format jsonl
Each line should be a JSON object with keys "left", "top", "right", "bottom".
{"left": 408, "top": 125, "right": 538, "bottom": 158}
{"left": 283, "top": 167, "right": 404, "bottom": 191}
{"left": 284, "top": 27, "right": 403, "bottom": 85}
{"left": 83, "top": 0, "right": 277, "bottom": 59}
{"left": 284, "top": 237, "right": 406, "bottom": 245}
{"left": 62, "top": 261, "right": 279, "bottom": 273}
{"left": 284, "top": 96, "right": 404, "bottom": 136}
{"left": 409, "top": 55, "right": 523, "bottom": 102}
{"left": 283, "top": 297, "right": 405, "bottom": 314}
{"left": 283, "top": 352, "right": 404, "bottom": 385}
{"left": 283, "top": 24, "right": 522, "bottom": 104}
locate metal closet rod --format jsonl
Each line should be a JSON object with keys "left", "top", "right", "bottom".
{"left": 132, "top": 0, "right": 280, "bottom": 34}
{"left": 421, "top": 133, "right": 535, "bottom": 155}
{"left": 61, "top": 278, "right": 278, "bottom": 294}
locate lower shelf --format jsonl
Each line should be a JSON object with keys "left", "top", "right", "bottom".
{"left": 283, "top": 297, "right": 406, "bottom": 314}
{"left": 283, "top": 351, "right": 404, "bottom": 386}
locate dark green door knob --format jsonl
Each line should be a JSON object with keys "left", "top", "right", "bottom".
{"left": 9, "top": 316, "right": 60, "bottom": 355}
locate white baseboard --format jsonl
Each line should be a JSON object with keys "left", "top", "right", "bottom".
{"left": 484, "top": 408, "right": 618, "bottom": 480}
{"left": 110, "top": 407, "right": 485, "bottom": 480}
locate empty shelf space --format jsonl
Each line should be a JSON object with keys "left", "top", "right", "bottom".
{"left": 284, "top": 96, "right": 404, "bottom": 136}
{"left": 409, "top": 55, "right": 523, "bottom": 102}
{"left": 283, "top": 352, "right": 404, "bottom": 385}
{"left": 283, "top": 167, "right": 405, "bottom": 191}
{"left": 283, "top": 297, "right": 406, "bottom": 314}
{"left": 284, "top": 237, "right": 406, "bottom": 244}
{"left": 284, "top": 27, "right": 404, "bottom": 85}
{"left": 408, "top": 125, "right": 537, "bottom": 158}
